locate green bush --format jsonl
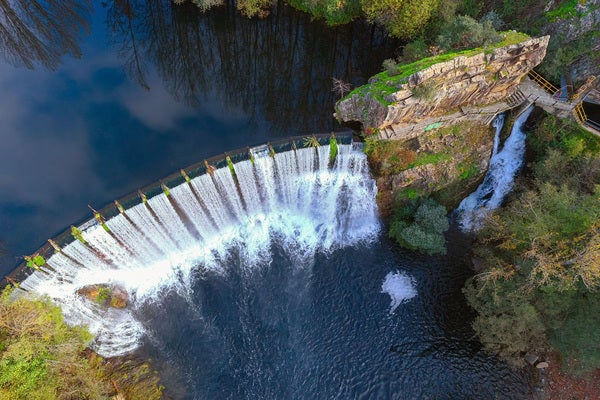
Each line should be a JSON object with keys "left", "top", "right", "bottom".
{"left": 329, "top": 135, "right": 338, "bottom": 166}
{"left": 287, "top": 0, "right": 362, "bottom": 25}
{"left": 436, "top": 15, "right": 502, "bottom": 51}
{"left": 457, "top": 0, "right": 481, "bottom": 18}
{"left": 382, "top": 58, "right": 400, "bottom": 76}
{"left": 537, "top": 288, "right": 600, "bottom": 374}
{"left": 0, "top": 288, "right": 105, "bottom": 399}
{"left": 411, "top": 82, "right": 437, "bottom": 101}
{"left": 464, "top": 275, "right": 547, "bottom": 366}
{"left": 480, "top": 10, "right": 503, "bottom": 29}
{"left": 237, "top": 0, "right": 275, "bottom": 17}
{"left": 401, "top": 39, "right": 429, "bottom": 63}
{"left": 389, "top": 198, "right": 449, "bottom": 255}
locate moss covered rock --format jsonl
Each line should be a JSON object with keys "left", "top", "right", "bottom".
{"left": 77, "top": 284, "right": 129, "bottom": 309}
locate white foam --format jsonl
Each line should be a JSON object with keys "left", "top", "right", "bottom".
{"left": 381, "top": 271, "right": 417, "bottom": 314}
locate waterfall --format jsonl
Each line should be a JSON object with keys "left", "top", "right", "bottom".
{"left": 456, "top": 106, "right": 534, "bottom": 231}
{"left": 19, "top": 142, "right": 380, "bottom": 356}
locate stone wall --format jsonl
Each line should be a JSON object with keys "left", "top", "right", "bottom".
{"left": 335, "top": 36, "right": 549, "bottom": 139}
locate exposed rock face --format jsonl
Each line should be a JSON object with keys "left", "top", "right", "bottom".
{"left": 541, "top": 0, "right": 600, "bottom": 83}
{"left": 336, "top": 36, "right": 549, "bottom": 135}
{"left": 545, "top": 0, "right": 600, "bottom": 42}
{"left": 369, "top": 121, "right": 496, "bottom": 213}
{"left": 77, "top": 284, "right": 129, "bottom": 309}
{"left": 392, "top": 122, "right": 494, "bottom": 199}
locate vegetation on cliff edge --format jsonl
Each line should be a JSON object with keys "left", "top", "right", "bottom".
{"left": 343, "top": 28, "right": 529, "bottom": 107}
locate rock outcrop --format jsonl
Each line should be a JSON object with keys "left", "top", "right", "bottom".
{"left": 77, "top": 284, "right": 129, "bottom": 309}
{"left": 336, "top": 36, "right": 549, "bottom": 139}
{"left": 367, "top": 121, "right": 497, "bottom": 213}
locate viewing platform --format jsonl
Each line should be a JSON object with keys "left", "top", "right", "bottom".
{"left": 518, "top": 71, "right": 600, "bottom": 136}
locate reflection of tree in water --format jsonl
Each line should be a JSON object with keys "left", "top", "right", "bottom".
{"left": 105, "top": 0, "right": 397, "bottom": 134}
{"left": 0, "top": 0, "right": 91, "bottom": 69}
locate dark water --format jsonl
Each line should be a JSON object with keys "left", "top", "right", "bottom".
{"left": 0, "top": 0, "right": 394, "bottom": 275}
{"left": 1, "top": 1, "right": 532, "bottom": 398}
{"left": 136, "top": 230, "right": 531, "bottom": 399}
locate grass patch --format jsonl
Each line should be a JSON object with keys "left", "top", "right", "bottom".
{"left": 407, "top": 151, "right": 451, "bottom": 168}
{"left": 458, "top": 161, "right": 480, "bottom": 180}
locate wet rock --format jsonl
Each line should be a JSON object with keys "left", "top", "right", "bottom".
{"left": 77, "top": 284, "right": 129, "bottom": 308}
{"left": 525, "top": 353, "right": 540, "bottom": 365}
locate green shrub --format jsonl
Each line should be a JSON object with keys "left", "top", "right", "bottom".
{"left": 457, "top": 0, "right": 482, "bottom": 18}
{"left": 287, "top": 0, "right": 362, "bottom": 25}
{"left": 237, "top": 0, "right": 274, "bottom": 17}
{"left": 411, "top": 82, "right": 437, "bottom": 100}
{"left": 382, "top": 58, "right": 400, "bottom": 76}
{"left": 329, "top": 135, "right": 338, "bottom": 166}
{"left": 389, "top": 198, "right": 449, "bottom": 255}
{"left": 0, "top": 288, "right": 105, "bottom": 399}
{"left": 436, "top": 15, "right": 502, "bottom": 51}
{"left": 0, "top": 288, "right": 164, "bottom": 399}
{"left": 537, "top": 287, "right": 600, "bottom": 374}
{"left": 96, "top": 287, "right": 112, "bottom": 304}
{"left": 401, "top": 39, "right": 430, "bottom": 63}
{"left": 464, "top": 275, "right": 547, "bottom": 366}
{"left": 480, "top": 10, "right": 503, "bottom": 29}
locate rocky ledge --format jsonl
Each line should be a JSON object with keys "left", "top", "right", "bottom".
{"left": 335, "top": 36, "right": 549, "bottom": 136}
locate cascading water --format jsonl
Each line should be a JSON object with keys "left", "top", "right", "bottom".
{"left": 19, "top": 142, "right": 380, "bottom": 356}
{"left": 456, "top": 106, "right": 534, "bottom": 231}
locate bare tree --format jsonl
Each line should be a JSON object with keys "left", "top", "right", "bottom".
{"left": 332, "top": 77, "right": 351, "bottom": 98}
{"left": 0, "top": 0, "right": 91, "bottom": 70}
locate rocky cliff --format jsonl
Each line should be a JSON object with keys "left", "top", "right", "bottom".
{"left": 365, "top": 121, "right": 497, "bottom": 214}
{"left": 336, "top": 36, "right": 549, "bottom": 139}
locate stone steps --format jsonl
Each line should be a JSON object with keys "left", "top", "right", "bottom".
{"left": 506, "top": 89, "right": 527, "bottom": 108}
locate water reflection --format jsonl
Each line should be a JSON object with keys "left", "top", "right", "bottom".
{"left": 0, "top": 0, "right": 91, "bottom": 69}
{"left": 105, "top": 0, "right": 396, "bottom": 134}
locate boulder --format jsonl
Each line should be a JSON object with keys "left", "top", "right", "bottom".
{"left": 77, "top": 284, "right": 129, "bottom": 309}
